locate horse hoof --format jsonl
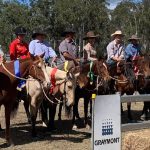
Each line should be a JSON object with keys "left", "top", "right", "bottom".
{"left": 0, "top": 128, "right": 4, "bottom": 132}
{"left": 58, "top": 117, "right": 62, "bottom": 121}
{"left": 72, "top": 125, "right": 78, "bottom": 130}
{"left": 86, "top": 124, "right": 91, "bottom": 130}
{"left": 6, "top": 141, "right": 14, "bottom": 147}
{"left": 42, "top": 122, "right": 48, "bottom": 127}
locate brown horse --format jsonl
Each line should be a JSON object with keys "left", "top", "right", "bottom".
{"left": 0, "top": 56, "right": 49, "bottom": 146}
{"left": 72, "top": 59, "right": 110, "bottom": 129}
{"left": 137, "top": 56, "right": 150, "bottom": 120}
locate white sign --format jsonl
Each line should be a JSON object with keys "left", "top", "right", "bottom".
{"left": 92, "top": 95, "right": 121, "bottom": 150}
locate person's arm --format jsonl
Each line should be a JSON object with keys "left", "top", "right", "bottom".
{"left": 29, "top": 41, "right": 35, "bottom": 57}
{"left": 9, "top": 42, "right": 16, "bottom": 60}
{"left": 107, "top": 43, "right": 117, "bottom": 61}
{"left": 124, "top": 45, "right": 132, "bottom": 60}
{"left": 86, "top": 50, "right": 97, "bottom": 61}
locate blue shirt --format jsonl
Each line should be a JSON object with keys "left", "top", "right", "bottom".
{"left": 29, "top": 40, "right": 57, "bottom": 61}
{"left": 125, "top": 43, "right": 141, "bottom": 59}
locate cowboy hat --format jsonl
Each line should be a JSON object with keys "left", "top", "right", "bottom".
{"left": 15, "top": 27, "right": 27, "bottom": 35}
{"left": 83, "top": 31, "right": 99, "bottom": 40}
{"left": 32, "top": 30, "right": 47, "bottom": 39}
{"left": 111, "top": 30, "right": 124, "bottom": 37}
{"left": 61, "top": 28, "right": 76, "bottom": 37}
{"left": 128, "top": 35, "right": 141, "bottom": 41}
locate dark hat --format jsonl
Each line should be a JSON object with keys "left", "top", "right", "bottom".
{"left": 32, "top": 30, "right": 47, "bottom": 39}
{"left": 128, "top": 35, "right": 141, "bottom": 41}
{"left": 83, "top": 31, "right": 99, "bottom": 40}
{"left": 61, "top": 28, "right": 76, "bottom": 37}
{"left": 15, "top": 27, "right": 27, "bottom": 35}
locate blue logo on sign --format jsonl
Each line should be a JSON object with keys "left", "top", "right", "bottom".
{"left": 102, "top": 119, "right": 113, "bottom": 136}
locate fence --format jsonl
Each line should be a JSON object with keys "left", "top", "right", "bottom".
{"left": 121, "top": 94, "right": 150, "bottom": 131}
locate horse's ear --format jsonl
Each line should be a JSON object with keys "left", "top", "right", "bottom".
{"left": 39, "top": 52, "right": 45, "bottom": 58}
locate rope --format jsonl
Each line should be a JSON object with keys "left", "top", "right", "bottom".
{"left": 41, "top": 84, "right": 62, "bottom": 104}
{"left": 1, "top": 62, "right": 35, "bottom": 81}
{"left": 109, "top": 75, "right": 128, "bottom": 84}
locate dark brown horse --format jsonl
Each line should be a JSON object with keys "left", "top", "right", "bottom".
{"left": 0, "top": 56, "right": 49, "bottom": 146}
{"left": 72, "top": 59, "right": 110, "bottom": 129}
{"left": 137, "top": 56, "right": 150, "bottom": 120}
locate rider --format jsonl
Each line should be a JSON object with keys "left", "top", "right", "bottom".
{"left": 29, "top": 30, "right": 57, "bottom": 65}
{"left": 83, "top": 31, "right": 99, "bottom": 62}
{"left": 9, "top": 27, "right": 30, "bottom": 90}
{"left": 59, "top": 28, "right": 79, "bottom": 68}
{"left": 9, "top": 27, "right": 30, "bottom": 61}
{"left": 106, "top": 30, "right": 125, "bottom": 67}
{"left": 125, "top": 35, "right": 142, "bottom": 75}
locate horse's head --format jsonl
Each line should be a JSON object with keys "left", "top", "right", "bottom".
{"left": 29, "top": 56, "right": 50, "bottom": 85}
{"left": 136, "top": 56, "right": 150, "bottom": 78}
{"left": 59, "top": 72, "right": 76, "bottom": 107}
{"left": 94, "top": 59, "right": 110, "bottom": 81}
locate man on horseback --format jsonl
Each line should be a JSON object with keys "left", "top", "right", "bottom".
{"left": 59, "top": 28, "right": 79, "bottom": 67}
{"left": 125, "top": 35, "right": 142, "bottom": 76}
{"left": 9, "top": 27, "right": 30, "bottom": 90}
{"left": 29, "top": 30, "right": 57, "bottom": 65}
{"left": 106, "top": 30, "right": 125, "bottom": 67}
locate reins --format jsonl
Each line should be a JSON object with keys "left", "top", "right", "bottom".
{"left": 1, "top": 62, "right": 37, "bottom": 81}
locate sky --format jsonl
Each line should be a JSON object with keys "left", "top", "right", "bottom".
{"left": 15, "top": 0, "right": 143, "bottom": 10}
{"left": 108, "top": 0, "right": 142, "bottom": 10}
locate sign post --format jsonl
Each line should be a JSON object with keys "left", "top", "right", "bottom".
{"left": 92, "top": 95, "right": 121, "bottom": 150}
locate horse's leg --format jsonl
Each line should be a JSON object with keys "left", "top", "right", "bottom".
{"left": 41, "top": 100, "right": 48, "bottom": 127}
{"left": 127, "top": 102, "right": 132, "bottom": 121}
{"left": 5, "top": 105, "right": 13, "bottom": 146}
{"left": 84, "top": 95, "right": 90, "bottom": 129}
{"left": 30, "top": 98, "right": 38, "bottom": 137}
{"left": 47, "top": 103, "right": 57, "bottom": 131}
{"left": 72, "top": 95, "right": 80, "bottom": 129}
{"left": 0, "top": 106, "right": 4, "bottom": 131}
{"left": 23, "top": 99, "right": 31, "bottom": 124}
{"left": 58, "top": 103, "right": 63, "bottom": 121}
{"left": 141, "top": 102, "right": 149, "bottom": 120}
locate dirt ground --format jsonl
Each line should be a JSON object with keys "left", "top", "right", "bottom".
{"left": 0, "top": 100, "right": 150, "bottom": 150}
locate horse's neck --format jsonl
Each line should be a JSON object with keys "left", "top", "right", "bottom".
{"left": 19, "top": 59, "right": 31, "bottom": 77}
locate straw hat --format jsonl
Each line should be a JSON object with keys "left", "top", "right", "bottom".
{"left": 111, "top": 30, "right": 124, "bottom": 37}
{"left": 128, "top": 35, "right": 141, "bottom": 41}
{"left": 83, "top": 31, "right": 99, "bottom": 40}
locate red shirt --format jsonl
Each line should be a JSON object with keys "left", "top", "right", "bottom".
{"left": 9, "top": 38, "right": 30, "bottom": 60}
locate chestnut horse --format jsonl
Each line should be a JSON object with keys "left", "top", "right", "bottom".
{"left": 0, "top": 56, "right": 50, "bottom": 146}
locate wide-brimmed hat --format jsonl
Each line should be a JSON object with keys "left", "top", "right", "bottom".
{"left": 32, "top": 30, "right": 47, "bottom": 39}
{"left": 15, "top": 27, "right": 27, "bottom": 35}
{"left": 61, "top": 28, "right": 76, "bottom": 37}
{"left": 83, "top": 31, "right": 99, "bottom": 40}
{"left": 128, "top": 35, "right": 141, "bottom": 41}
{"left": 111, "top": 30, "right": 124, "bottom": 37}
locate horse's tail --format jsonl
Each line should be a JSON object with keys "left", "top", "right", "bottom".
{"left": 10, "top": 100, "right": 19, "bottom": 118}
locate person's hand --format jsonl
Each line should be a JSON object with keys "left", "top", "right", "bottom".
{"left": 74, "top": 59, "right": 79, "bottom": 66}
{"left": 75, "top": 58, "right": 80, "bottom": 62}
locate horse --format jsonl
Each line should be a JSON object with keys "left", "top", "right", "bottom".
{"left": 71, "top": 59, "right": 110, "bottom": 129}
{"left": 137, "top": 56, "right": 150, "bottom": 120}
{"left": 114, "top": 61, "right": 135, "bottom": 121}
{"left": 25, "top": 66, "right": 76, "bottom": 136}
{"left": 0, "top": 56, "right": 50, "bottom": 146}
